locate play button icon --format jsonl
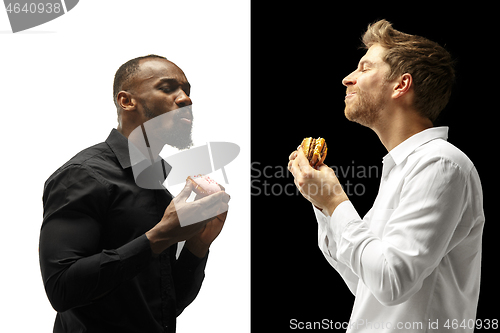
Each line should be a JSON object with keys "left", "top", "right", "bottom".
{"left": 3, "top": 0, "right": 79, "bottom": 33}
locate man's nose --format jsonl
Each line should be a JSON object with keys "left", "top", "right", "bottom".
{"left": 175, "top": 90, "right": 192, "bottom": 107}
{"left": 342, "top": 72, "right": 357, "bottom": 87}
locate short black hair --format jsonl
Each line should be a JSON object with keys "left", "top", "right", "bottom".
{"left": 113, "top": 54, "right": 167, "bottom": 109}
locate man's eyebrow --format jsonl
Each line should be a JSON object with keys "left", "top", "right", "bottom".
{"left": 156, "top": 77, "right": 191, "bottom": 90}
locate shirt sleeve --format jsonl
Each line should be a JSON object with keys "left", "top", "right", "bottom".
{"left": 327, "top": 158, "right": 472, "bottom": 306}
{"left": 314, "top": 205, "right": 359, "bottom": 296}
{"left": 39, "top": 165, "right": 153, "bottom": 312}
{"left": 173, "top": 247, "right": 209, "bottom": 316}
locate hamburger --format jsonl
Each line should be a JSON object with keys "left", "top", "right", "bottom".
{"left": 299, "top": 137, "right": 327, "bottom": 168}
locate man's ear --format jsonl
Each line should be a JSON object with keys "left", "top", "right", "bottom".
{"left": 117, "top": 91, "right": 137, "bottom": 111}
{"left": 392, "top": 73, "right": 413, "bottom": 99}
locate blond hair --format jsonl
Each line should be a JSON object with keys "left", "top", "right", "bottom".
{"left": 362, "top": 20, "right": 455, "bottom": 122}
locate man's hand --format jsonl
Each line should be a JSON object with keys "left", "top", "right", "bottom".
{"left": 185, "top": 210, "right": 228, "bottom": 258}
{"left": 146, "top": 180, "right": 230, "bottom": 256}
{"left": 185, "top": 185, "right": 229, "bottom": 257}
{"left": 288, "top": 149, "right": 348, "bottom": 216}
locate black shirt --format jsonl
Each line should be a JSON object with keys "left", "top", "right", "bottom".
{"left": 39, "top": 129, "right": 208, "bottom": 333}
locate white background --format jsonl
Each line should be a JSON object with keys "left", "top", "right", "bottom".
{"left": 0, "top": 1, "right": 250, "bottom": 331}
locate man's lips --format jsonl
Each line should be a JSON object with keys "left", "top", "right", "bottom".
{"left": 176, "top": 105, "right": 193, "bottom": 125}
{"left": 345, "top": 92, "right": 357, "bottom": 99}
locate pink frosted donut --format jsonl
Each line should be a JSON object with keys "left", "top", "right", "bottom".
{"left": 187, "top": 174, "right": 221, "bottom": 197}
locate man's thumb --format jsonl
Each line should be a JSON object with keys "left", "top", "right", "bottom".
{"left": 178, "top": 179, "right": 195, "bottom": 201}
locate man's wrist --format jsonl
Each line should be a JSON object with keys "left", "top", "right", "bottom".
{"left": 145, "top": 228, "right": 173, "bottom": 257}
{"left": 324, "top": 194, "right": 349, "bottom": 217}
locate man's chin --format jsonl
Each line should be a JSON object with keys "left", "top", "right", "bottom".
{"left": 344, "top": 106, "right": 357, "bottom": 122}
{"left": 344, "top": 106, "right": 376, "bottom": 128}
{"left": 161, "top": 121, "right": 194, "bottom": 150}
{"left": 173, "top": 142, "right": 193, "bottom": 150}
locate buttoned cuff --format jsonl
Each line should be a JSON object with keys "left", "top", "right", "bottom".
{"left": 329, "top": 200, "right": 362, "bottom": 246}
{"left": 313, "top": 205, "right": 330, "bottom": 227}
{"left": 116, "top": 234, "right": 154, "bottom": 280}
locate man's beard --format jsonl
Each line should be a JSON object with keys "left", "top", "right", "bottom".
{"left": 143, "top": 105, "right": 194, "bottom": 150}
{"left": 344, "top": 89, "right": 384, "bottom": 127}
{"left": 164, "top": 118, "right": 193, "bottom": 150}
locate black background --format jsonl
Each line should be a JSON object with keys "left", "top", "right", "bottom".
{"left": 251, "top": 4, "right": 497, "bottom": 332}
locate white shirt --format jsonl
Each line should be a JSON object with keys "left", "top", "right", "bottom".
{"left": 314, "top": 127, "right": 485, "bottom": 332}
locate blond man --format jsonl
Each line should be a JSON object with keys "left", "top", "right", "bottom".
{"left": 289, "top": 20, "right": 484, "bottom": 332}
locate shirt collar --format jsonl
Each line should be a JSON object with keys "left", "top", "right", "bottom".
{"left": 105, "top": 129, "right": 172, "bottom": 189}
{"left": 385, "top": 126, "right": 449, "bottom": 167}
{"left": 105, "top": 128, "right": 159, "bottom": 169}
{"left": 106, "top": 128, "right": 134, "bottom": 169}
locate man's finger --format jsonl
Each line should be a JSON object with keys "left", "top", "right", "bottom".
{"left": 295, "top": 149, "right": 313, "bottom": 172}
{"left": 196, "top": 191, "right": 230, "bottom": 209}
{"left": 317, "top": 163, "right": 329, "bottom": 172}
{"left": 289, "top": 156, "right": 299, "bottom": 177}
{"left": 177, "top": 179, "right": 195, "bottom": 201}
{"left": 216, "top": 210, "right": 228, "bottom": 222}
{"left": 290, "top": 149, "right": 312, "bottom": 180}
{"left": 178, "top": 191, "right": 229, "bottom": 227}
